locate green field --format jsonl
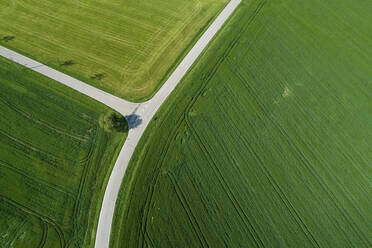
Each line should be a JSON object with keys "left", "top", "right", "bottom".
{"left": 0, "top": 57, "right": 127, "bottom": 247}
{"left": 0, "top": 0, "right": 227, "bottom": 101}
{"left": 111, "top": 0, "right": 372, "bottom": 247}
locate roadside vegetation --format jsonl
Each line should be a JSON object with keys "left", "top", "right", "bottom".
{"left": 99, "top": 111, "right": 128, "bottom": 133}
{"left": 0, "top": 0, "right": 227, "bottom": 101}
{"left": 111, "top": 0, "right": 372, "bottom": 247}
{"left": 0, "top": 57, "right": 127, "bottom": 247}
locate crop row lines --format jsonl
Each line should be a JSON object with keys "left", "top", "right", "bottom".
{"left": 233, "top": 59, "right": 371, "bottom": 246}
{"left": 0, "top": 195, "right": 65, "bottom": 247}
{"left": 138, "top": 3, "right": 271, "bottom": 247}
{"left": 0, "top": 96, "right": 88, "bottom": 142}
{"left": 71, "top": 124, "right": 100, "bottom": 235}
{"left": 167, "top": 171, "right": 210, "bottom": 248}
{"left": 0, "top": 159, "right": 75, "bottom": 197}
{"left": 38, "top": 219, "right": 48, "bottom": 248}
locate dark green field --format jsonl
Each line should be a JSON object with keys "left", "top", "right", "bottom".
{"left": 111, "top": 0, "right": 372, "bottom": 247}
{"left": 0, "top": 57, "right": 127, "bottom": 247}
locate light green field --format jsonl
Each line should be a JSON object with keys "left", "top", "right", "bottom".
{"left": 111, "top": 0, "right": 372, "bottom": 247}
{"left": 0, "top": 57, "right": 127, "bottom": 247}
{"left": 0, "top": 0, "right": 227, "bottom": 101}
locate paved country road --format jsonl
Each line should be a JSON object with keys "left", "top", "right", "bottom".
{"left": 0, "top": 0, "right": 241, "bottom": 247}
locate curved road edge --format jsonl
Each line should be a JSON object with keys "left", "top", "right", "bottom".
{"left": 97, "top": 1, "right": 241, "bottom": 247}
{"left": 0, "top": 0, "right": 241, "bottom": 247}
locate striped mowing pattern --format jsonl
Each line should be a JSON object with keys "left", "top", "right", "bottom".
{"left": 0, "top": 0, "right": 227, "bottom": 101}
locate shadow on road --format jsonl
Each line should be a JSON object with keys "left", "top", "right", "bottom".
{"left": 125, "top": 114, "right": 142, "bottom": 130}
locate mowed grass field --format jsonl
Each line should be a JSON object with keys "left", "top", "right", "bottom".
{"left": 111, "top": 0, "right": 372, "bottom": 247}
{"left": 0, "top": 57, "right": 127, "bottom": 247}
{"left": 0, "top": 0, "right": 227, "bottom": 101}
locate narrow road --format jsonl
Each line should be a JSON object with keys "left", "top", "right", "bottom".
{"left": 0, "top": 45, "right": 139, "bottom": 116}
{"left": 0, "top": 0, "right": 241, "bottom": 247}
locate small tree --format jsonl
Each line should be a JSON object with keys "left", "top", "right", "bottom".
{"left": 99, "top": 111, "right": 128, "bottom": 133}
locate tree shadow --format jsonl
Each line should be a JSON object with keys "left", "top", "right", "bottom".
{"left": 91, "top": 73, "right": 106, "bottom": 80}
{"left": 125, "top": 114, "right": 142, "bottom": 130}
{"left": 1, "top": 36, "right": 15, "bottom": 42}
{"left": 60, "top": 60, "right": 75, "bottom": 66}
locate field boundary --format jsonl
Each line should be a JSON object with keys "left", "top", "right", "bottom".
{"left": 0, "top": 0, "right": 241, "bottom": 247}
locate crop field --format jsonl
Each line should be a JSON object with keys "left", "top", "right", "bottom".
{"left": 0, "top": 0, "right": 227, "bottom": 101}
{"left": 111, "top": 0, "right": 372, "bottom": 247}
{"left": 0, "top": 57, "right": 127, "bottom": 247}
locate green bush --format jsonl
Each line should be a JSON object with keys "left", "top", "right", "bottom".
{"left": 99, "top": 111, "right": 128, "bottom": 133}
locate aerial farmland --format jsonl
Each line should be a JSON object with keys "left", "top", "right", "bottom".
{"left": 1, "top": 0, "right": 371, "bottom": 247}
{"left": 0, "top": 0, "right": 233, "bottom": 247}
{"left": 0, "top": 0, "right": 227, "bottom": 101}
{"left": 0, "top": 56, "right": 127, "bottom": 247}
{"left": 111, "top": 0, "right": 372, "bottom": 247}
